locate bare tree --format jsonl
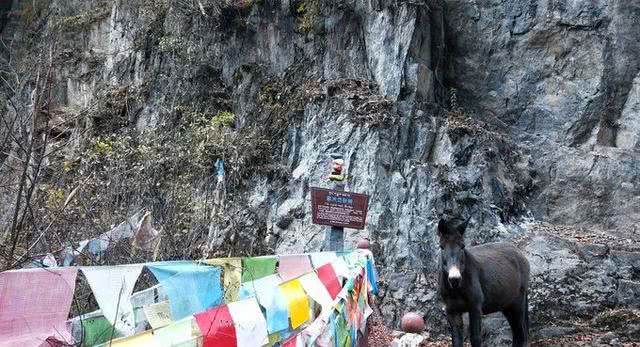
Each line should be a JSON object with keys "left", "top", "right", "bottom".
{"left": 0, "top": 1, "right": 57, "bottom": 265}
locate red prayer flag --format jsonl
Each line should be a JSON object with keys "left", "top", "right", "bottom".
{"left": 283, "top": 335, "right": 298, "bottom": 347}
{"left": 194, "top": 305, "right": 237, "bottom": 347}
{"left": 316, "top": 263, "right": 342, "bottom": 299}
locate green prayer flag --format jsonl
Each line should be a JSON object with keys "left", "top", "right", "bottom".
{"left": 81, "top": 316, "right": 121, "bottom": 346}
{"left": 345, "top": 277, "right": 355, "bottom": 292}
{"left": 241, "top": 256, "right": 278, "bottom": 282}
{"left": 336, "top": 311, "right": 350, "bottom": 347}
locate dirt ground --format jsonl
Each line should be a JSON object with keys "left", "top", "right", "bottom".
{"left": 366, "top": 313, "right": 640, "bottom": 347}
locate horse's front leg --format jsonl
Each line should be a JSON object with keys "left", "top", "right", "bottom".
{"left": 446, "top": 310, "right": 464, "bottom": 347}
{"left": 469, "top": 307, "right": 483, "bottom": 347}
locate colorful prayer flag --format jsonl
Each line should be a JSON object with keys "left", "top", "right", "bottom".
{"left": 277, "top": 255, "right": 313, "bottom": 282}
{"left": 227, "top": 298, "right": 269, "bottom": 347}
{"left": 298, "top": 272, "right": 334, "bottom": 312}
{"left": 279, "top": 279, "right": 311, "bottom": 329}
{"left": 204, "top": 258, "right": 242, "bottom": 303}
{"left": 241, "top": 256, "right": 278, "bottom": 282}
{"left": 82, "top": 265, "right": 144, "bottom": 336}
{"left": 80, "top": 316, "right": 121, "bottom": 346}
{"left": 309, "top": 252, "right": 338, "bottom": 268}
{"left": 330, "top": 257, "right": 351, "bottom": 280}
{"left": 148, "top": 262, "right": 223, "bottom": 320}
{"left": 282, "top": 335, "right": 298, "bottom": 347}
{"left": 194, "top": 304, "right": 237, "bottom": 347}
{"left": 266, "top": 333, "right": 280, "bottom": 346}
{"left": 299, "top": 313, "right": 331, "bottom": 347}
{"left": 143, "top": 301, "right": 172, "bottom": 329}
{"left": 99, "top": 330, "right": 158, "bottom": 346}
{"left": 366, "top": 256, "right": 379, "bottom": 295}
{"left": 335, "top": 310, "right": 350, "bottom": 347}
{"left": 153, "top": 316, "right": 199, "bottom": 346}
{"left": 316, "top": 263, "right": 342, "bottom": 300}
{"left": 0, "top": 268, "right": 78, "bottom": 346}
{"left": 238, "top": 274, "right": 289, "bottom": 334}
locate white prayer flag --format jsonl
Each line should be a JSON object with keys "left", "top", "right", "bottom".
{"left": 309, "top": 252, "right": 338, "bottom": 268}
{"left": 299, "top": 314, "right": 331, "bottom": 347}
{"left": 298, "top": 272, "right": 334, "bottom": 312}
{"left": 82, "top": 265, "right": 144, "bottom": 337}
{"left": 227, "top": 298, "right": 269, "bottom": 347}
{"left": 331, "top": 257, "right": 351, "bottom": 279}
{"left": 239, "top": 274, "right": 281, "bottom": 300}
{"left": 143, "top": 301, "right": 172, "bottom": 329}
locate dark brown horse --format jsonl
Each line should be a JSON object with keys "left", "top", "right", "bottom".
{"left": 437, "top": 217, "right": 530, "bottom": 347}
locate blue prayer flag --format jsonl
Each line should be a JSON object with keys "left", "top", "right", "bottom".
{"left": 239, "top": 274, "right": 289, "bottom": 334}
{"left": 366, "top": 257, "right": 379, "bottom": 295}
{"left": 148, "top": 262, "right": 223, "bottom": 320}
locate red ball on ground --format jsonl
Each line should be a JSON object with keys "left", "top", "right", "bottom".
{"left": 400, "top": 312, "right": 425, "bottom": 333}
{"left": 356, "top": 238, "right": 370, "bottom": 249}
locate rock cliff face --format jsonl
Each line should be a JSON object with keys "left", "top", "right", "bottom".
{"left": 1, "top": 0, "right": 638, "bottom": 344}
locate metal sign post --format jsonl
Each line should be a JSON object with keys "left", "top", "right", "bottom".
{"left": 325, "top": 190, "right": 344, "bottom": 252}
{"left": 322, "top": 153, "right": 356, "bottom": 251}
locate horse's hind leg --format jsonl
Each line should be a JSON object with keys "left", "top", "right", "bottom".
{"left": 503, "top": 300, "right": 528, "bottom": 347}
{"left": 523, "top": 294, "right": 530, "bottom": 345}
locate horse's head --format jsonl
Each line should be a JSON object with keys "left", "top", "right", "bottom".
{"left": 437, "top": 216, "right": 469, "bottom": 289}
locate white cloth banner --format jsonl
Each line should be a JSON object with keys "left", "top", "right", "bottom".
{"left": 227, "top": 298, "right": 269, "bottom": 347}
{"left": 299, "top": 314, "right": 331, "bottom": 347}
{"left": 239, "top": 274, "right": 281, "bottom": 300}
{"left": 309, "top": 252, "right": 338, "bottom": 268}
{"left": 331, "top": 257, "right": 351, "bottom": 279}
{"left": 298, "top": 272, "right": 334, "bottom": 312}
{"left": 143, "top": 301, "right": 172, "bottom": 329}
{"left": 82, "top": 265, "right": 144, "bottom": 337}
{"left": 130, "top": 284, "right": 168, "bottom": 308}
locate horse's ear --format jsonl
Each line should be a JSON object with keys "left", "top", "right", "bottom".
{"left": 457, "top": 216, "right": 471, "bottom": 236}
{"left": 437, "top": 218, "right": 448, "bottom": 236}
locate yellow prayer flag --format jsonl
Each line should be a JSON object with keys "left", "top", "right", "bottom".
{"left": 204, "top": 258, "right": 242, "bottom": 303}
{"left": 105, "top": 331, "right": 159, "bottom": 346}
{"left": 279, "top": 279, "right": 310, "bottom": 329}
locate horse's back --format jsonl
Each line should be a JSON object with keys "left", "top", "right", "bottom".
{"left": 470, "top": 242, "right": 529, "bottom": 274}
{"left": 469, "top": 242, "right": 529, "bottom": 313}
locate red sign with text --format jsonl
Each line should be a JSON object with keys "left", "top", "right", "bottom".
{"left": 311, "top": 187, "right": 369, "bottom": 229}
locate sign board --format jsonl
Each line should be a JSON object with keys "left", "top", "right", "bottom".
{"left": 311, "top": 187, "right": 369, "bottom": 229}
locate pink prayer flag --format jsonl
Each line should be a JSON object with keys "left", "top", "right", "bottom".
{"left": 277, "top": 255, "right": 313, "bottom": 282}
{"left": 0, "top": 267, "right": 78, "bottom": 347}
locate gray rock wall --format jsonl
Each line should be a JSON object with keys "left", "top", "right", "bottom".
{"left": 2, "top": 0, "right": 639, "bottom": 344}
{"left": 444, "top": 0, "right": 640, "bottom": 230}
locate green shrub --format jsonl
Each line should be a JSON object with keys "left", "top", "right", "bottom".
{"left": 54, "top": 5, "right": 111, "bottom": 32}
{"left": 211, "top": 111, "right": 236, "bottom": 128}
{"left": 296, "top": 0, "right": 319, "bottom": 33}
